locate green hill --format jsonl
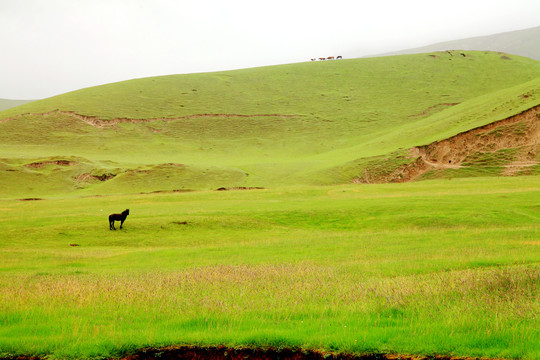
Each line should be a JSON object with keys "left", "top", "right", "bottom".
{"left": 1, "top": 51, "right": 539, "bottom": 198}
{"left": 370, "top": 26, "right": 540, "bottom": 61}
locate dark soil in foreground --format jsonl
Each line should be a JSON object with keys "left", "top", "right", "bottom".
{"left": 121, "top": 346, "right": 502, "bottom": 360}
{"left": 0, "top": 346, "right": 505, "bottom": 360}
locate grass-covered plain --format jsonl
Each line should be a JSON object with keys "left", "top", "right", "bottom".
{"left": 1, "top": 177, "right": 538, "bottom": 359}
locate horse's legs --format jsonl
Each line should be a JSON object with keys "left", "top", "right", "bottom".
{"left": 120, "top": 219, "right": 124, "bottom": 229}
{"left": 110, "top": 220, "right": 116, "bottom": 230}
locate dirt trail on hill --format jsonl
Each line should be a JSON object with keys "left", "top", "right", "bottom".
{"left": 408, "top": 103, "right": 460, "bottom": 118}
{"left": 0, "top": 110, "right": 301, "bottom": 128}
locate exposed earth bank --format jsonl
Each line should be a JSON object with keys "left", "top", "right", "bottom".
{"left": 121, "top": 346, "right": 506, "bottom": 360}
{"left": 0, "top": 346, "right": 508, "bottom": 360}
{"left": 356, "top": 104, "right": 540, "bottom": 183}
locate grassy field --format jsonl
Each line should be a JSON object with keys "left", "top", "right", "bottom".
{"left": 0, "top": 51, "right": 539, "bottom": 359}
{"left": 0, "top": 177, "right": 539, "bottom": 359}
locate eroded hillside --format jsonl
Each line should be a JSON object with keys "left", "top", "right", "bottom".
{"left": 355, "top": 104, "right": 540, "bottom": 183}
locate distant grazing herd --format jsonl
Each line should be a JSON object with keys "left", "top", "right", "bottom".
{"left": 311, "top": 56, "right": 343, "bottom": 61}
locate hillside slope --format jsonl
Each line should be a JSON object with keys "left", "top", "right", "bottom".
{"left": 1, "top": 51, "right": 540, "bottom": 197}
{"left": 370, "top": 26, "right": 540, "bottom": 61}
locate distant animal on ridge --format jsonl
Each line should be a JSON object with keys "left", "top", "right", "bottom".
{"left": 109, "top": 209, "right": 129, "bottom": 230}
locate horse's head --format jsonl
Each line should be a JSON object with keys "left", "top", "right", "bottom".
{"left": 123, "top": 209, "right": 130, "bottom": 215}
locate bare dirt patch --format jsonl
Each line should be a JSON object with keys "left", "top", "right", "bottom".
{"left": 409, "top": 103, "right": 459, "bottom": 118}
{"left": 216, "top": 186, "right": 265, "bottom": 191}
{"left": 0, "top": 346, "right": 506, "bottom": 360}
{"left": 120, "top": 346, "right": 505, "bottom": 360}
{"left": 171, "top": 221, "right": 188, "bottom": 225}
{"left": 76, "top": 173, "right": 116, "bottom": 182}
{"left": 412, "top": 105, "right": 538, "bottom": 179}
{"left": 25, "top": 160, "right": 74, "bottom": 168}
{"left": 146, "top": 189, "right": 193, "bottom": 194}
{"left": 361, "top": 105, "right": 540, "bottom": 183}
{"left": 404, "top": 105, "right": 539, "bottom": 181}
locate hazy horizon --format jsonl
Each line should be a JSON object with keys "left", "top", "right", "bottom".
{"left": 2, "top": 0, "right": 540, "bottom": 100}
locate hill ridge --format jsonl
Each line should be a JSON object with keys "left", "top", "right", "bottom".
{"left": 367, "top": 26, "right": 540, "bottom": 61}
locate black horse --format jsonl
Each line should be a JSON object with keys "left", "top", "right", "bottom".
{"left": 109, "top": 209, "right": 129, "bottom": 230}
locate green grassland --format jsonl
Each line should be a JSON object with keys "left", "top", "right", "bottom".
{"left": 1, "top": 52, "right": 540, "bottom": 360}
{"left": 1, "top": 51, "right": 540, "bottom": 197}
{"left": 0, "top": 178, "right": 539, "bottom": 360}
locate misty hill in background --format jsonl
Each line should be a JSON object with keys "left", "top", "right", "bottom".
{"left": 0, "top": 99, "right": 34, "bottom": 111}
{"left": 370, "top": 26, "right": 540, "bottom": 61}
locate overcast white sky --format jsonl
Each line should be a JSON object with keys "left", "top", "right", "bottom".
{"left": 1, "top": 0, "right": 539, "bottom": 99}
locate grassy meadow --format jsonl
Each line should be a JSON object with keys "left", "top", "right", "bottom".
{"left": 0, "top": 177, "right": 539, "bottom": 359}
{"left": 1, "top": 51, "right": 540, "bottom": 359}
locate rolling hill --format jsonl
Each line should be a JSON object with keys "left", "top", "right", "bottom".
{"left": 0, "top": 98, "right": 34, "bottom": 111}
{"left": 369, "top": 26, "right": 540, "bottom": 61}
{"left": 1, "top": 51, "right": 539, "bottom": 198}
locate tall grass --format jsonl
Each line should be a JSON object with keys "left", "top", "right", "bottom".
{"left": 1, "top": 265, "right": 537, "bottom": 358}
